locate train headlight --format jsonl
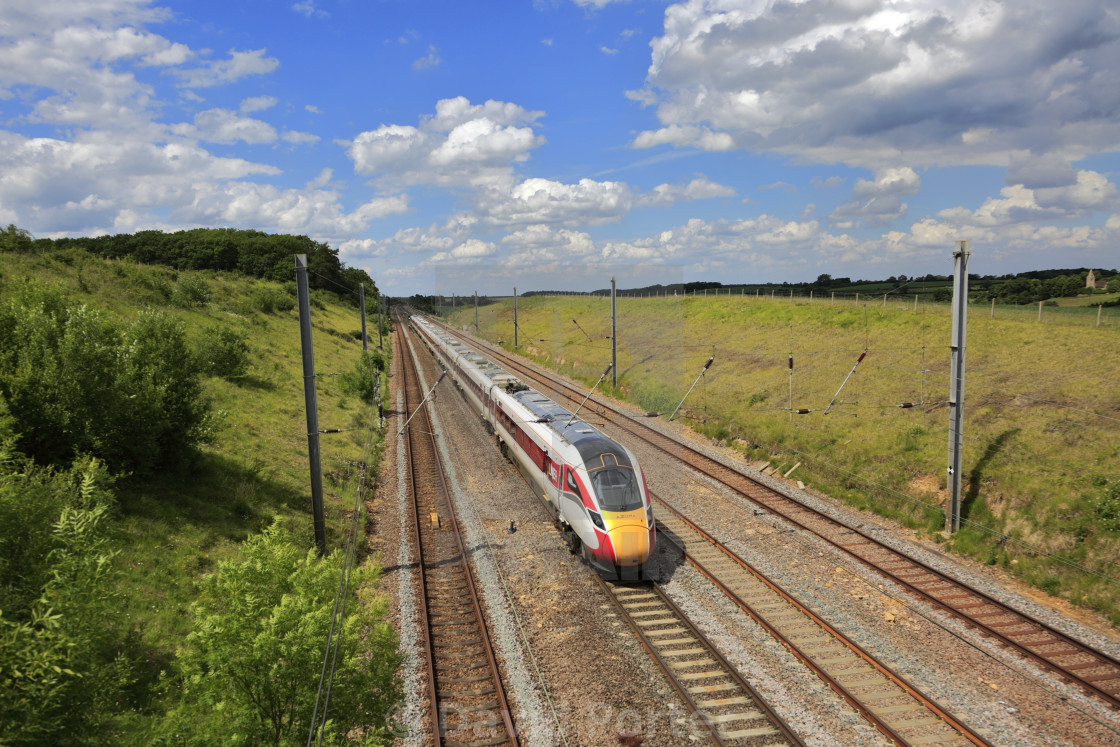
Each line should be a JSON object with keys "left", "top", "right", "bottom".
{"left": 588, "top": 510, "right": 605, "bottom": 531}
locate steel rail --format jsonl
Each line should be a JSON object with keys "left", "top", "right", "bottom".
{"left": 428, "top": 316, "right": 1120, "bottom": 712}
{"left": 594, "top": 576, "right": 804, "bottom": 746}
{"left": 397, "top": 318, "right": 520, "bottom": 747}
{"left": 653, "top": 492, "right": 988, "bottom": 746}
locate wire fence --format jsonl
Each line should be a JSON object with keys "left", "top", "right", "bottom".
{"left": 447, "top": 288, "right": 1120, "bottom": 331}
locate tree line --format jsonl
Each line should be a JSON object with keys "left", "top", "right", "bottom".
{"left": 1, "top": 225, "right": 378, "bottom": 304}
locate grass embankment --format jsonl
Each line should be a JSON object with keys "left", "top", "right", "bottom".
{"left": 0, "top": 249, "right": 389, "bottom": 736}
{"left": 452, "top": 294, "right": 1120, "bottom": 626}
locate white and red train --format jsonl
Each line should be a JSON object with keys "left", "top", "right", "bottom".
{"left": 409, "top": 314, "right": 655, "bottom": 580}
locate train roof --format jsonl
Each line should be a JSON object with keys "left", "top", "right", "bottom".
{"left": 507, "top": 379, "right": 635, "bottom": 470}
{"left": 415, "top": 315, "right": 634, "bottom": 469}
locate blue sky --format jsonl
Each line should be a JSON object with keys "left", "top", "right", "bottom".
{"left": 2, "top": 0, "right": 1119, "bottom": 295}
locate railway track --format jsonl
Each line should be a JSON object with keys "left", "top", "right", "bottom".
{"left": 597, "top": 577, "right": 802, "bottom": 746}
{"left": 430, "top": 318, "right": 1120, "bottom": 713}
{"left": 398, "top": 321, "right": 519, "bottom": 747}
{"left": 653, "top": 495, "right": 985, "bottom": 746}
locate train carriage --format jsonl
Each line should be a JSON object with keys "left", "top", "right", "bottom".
{"left": 409, "top": 314, "right": 655, "bottom": 579}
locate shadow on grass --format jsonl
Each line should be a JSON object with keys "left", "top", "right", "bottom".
{"left": 233, "top": 373, "right": 277, "bottom": 391}
{"left": 116, "top": 450, "right": 305, "bottom": 542}
{"left": 962, "top": 428, "right": 1020, "bottom": 523}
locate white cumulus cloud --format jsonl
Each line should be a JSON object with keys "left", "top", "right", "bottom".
{"left": 502, "top": 225, "right": 598, "bottom": 263}
{"left": 413, "top": 45, "right": 441, "bottom": 70}
{"left": 640, "top": 177, "right": 737, "bottom": 206}
{"left": 347, "top": 97, "right": 546, "bottom": 187}
{"left": 831, "top": 166, "right": 921, "bottom": 226}
{"left": 632, "top": 0, "right": 1120, "bottom": 167}
{"left": 240, "top": 95, "right": 278, "bottom": 113}
{"left": 175, "top": 48, "right": 279, "bottom": 89}
{"left": 480, "top": 177, "right": 634, "bottom": 227}
{"left": 172, "top": 108, "right": 278, "bottom": 144}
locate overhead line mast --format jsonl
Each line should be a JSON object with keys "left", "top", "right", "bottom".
{"left": 947, "top": 240, "right": 969, "bottom": 534}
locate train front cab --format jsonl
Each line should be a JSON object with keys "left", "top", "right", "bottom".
{"left": 576, "top": 454, "right": 655, "bottom": 581}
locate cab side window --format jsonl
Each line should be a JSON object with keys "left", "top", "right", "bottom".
{"left": 565, "top": 468, "right": 580, "bottom": 496}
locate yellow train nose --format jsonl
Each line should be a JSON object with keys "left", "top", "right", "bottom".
{"left": 608, "top": 525, "right": 650, "bottom": 566}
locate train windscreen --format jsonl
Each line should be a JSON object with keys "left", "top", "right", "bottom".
{"left": 590, "top": 467, "right": 643, "bottom": 511}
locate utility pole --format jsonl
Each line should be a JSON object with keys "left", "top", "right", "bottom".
{"left": 947, "top": 240, "right": 970, "bottom": 534}
{"left": 513, "top": 286, "right": 518, "bottom": 348}
{"left": 377, "top": 292, "right": 384, "bottom": 349}
{"left": 359, "top": 283, "right": 368, "bottom": 351}
{"left": 611, "top": 277, "right": 617, "bottom": 387}
{"left": 474, "top": 291, "right": 479, "bottom": 334}
{"left": 295, "top": 255, "right": 327, "bottom": 556}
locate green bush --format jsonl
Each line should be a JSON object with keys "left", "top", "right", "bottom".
{"left": 0, "top": 412, "right": 137, "bottom": 744}
{"left": 250, "top": 286, "right": 295, "bottom": 314}
{"left": 340, "top": 351, "right": 385, "bottom": 404}
{"left": 1093, "top": 482, "right": 1120, "bottom": 532}
{"left": 171, "top": 276, "right": 212, "bottom": 308}
{"left": 0, "top": 285, "right": 213, "bottom": 471}
{"left": 196, "top": 325, "right": 251, "bottom": 380}
{"left": 142, "top": 273, "right": 174, "bottom": 301}
{"left": 162, "top": 522, "right": 401, "bottom": 745}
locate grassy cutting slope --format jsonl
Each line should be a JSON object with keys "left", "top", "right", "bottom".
{"left": 451, "top": 293, "right": 1120, "bottom": 626}
{"left": 0, "top": 249, "right": 388, "bottom": 728}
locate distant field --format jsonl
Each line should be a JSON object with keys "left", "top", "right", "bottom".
{"left": 618, "top": 287, "right": 1120, "bottom": 329}
{"left": 448, "top": 293, "right": 1120, "bottom": 626}
{"left": 1056, "top": 293, "right": 1120, "bottom": 307}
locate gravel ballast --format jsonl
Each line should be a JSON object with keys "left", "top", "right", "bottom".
{"left": 371, "top": 324, "right": 1120, "bottom": 746}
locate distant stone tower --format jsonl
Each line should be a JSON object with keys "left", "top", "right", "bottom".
{"left": 1086, "top": 270, "right": 1108, "bottom": 289}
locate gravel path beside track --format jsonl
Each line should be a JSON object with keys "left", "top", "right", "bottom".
{"left": 392, "top": 387, "right": 425, "bottom": 745}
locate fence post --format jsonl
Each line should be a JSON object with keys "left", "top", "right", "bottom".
{"left": 1038, "top": 300, "right": 1043, "bottom": 322}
